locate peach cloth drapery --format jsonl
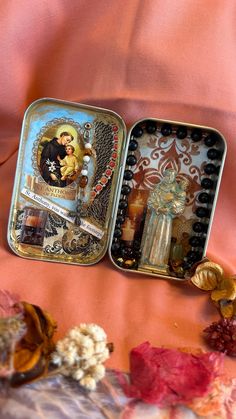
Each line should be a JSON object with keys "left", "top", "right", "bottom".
{"left": 0, "top": 1, "right": 235, "bottom": 377}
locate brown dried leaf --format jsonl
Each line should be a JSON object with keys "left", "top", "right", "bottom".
{"left": 12, "top": 302, "right": 57, "bottom": 378}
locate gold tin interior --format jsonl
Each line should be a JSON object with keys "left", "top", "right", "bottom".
{"left": 8, "top": 98, "right": 126, "bottom": 265}
{"left": 108, "top": 118, "right": 227, "bottom": 281}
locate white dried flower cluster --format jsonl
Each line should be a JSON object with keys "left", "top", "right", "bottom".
{"left": 51, "top": 323, "right": 110, "bottom": 391}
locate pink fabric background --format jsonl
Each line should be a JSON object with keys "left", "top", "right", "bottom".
{"left": 0, "top": 0, "right": 235, "bottom": 378}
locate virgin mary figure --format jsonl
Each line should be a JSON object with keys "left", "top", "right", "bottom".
{"left": 139, "top": 169, "right": 188, "bottom": 275}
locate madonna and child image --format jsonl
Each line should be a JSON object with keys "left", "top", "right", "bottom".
{"left": 38, "top": 125, "right": 81, "bottom": 188}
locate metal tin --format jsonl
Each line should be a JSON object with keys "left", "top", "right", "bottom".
{"left": 8, "top": 98, "right": 126, "bottom": 265}
{"left": 8, "top": 100, "right": 227, "bottom": 280}
{"left": 108, "top": 118, "right": 227, "bottom": 280}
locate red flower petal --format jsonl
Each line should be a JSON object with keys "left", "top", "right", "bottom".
{"left": 124, "top": 342, "right": 224, "bottom": 407}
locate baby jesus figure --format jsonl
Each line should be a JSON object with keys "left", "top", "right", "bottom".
{"left": 57, "top": 144, "right": 79, "bottom": 181}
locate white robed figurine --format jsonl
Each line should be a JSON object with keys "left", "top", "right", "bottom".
{"left": 139, "top": 169, "right": 188, "bottom": 274}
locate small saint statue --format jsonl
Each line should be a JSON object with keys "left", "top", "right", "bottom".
{"left": 138, "top": 169, "right": 189, "bottom": 275}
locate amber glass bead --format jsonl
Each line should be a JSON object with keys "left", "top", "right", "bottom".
{"left": 84, "top": 149, "right": 93, "bottom": 156}
{"left": 79, "top": 176, "right": 88, "bottom": 188}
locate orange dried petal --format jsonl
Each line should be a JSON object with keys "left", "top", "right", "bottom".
{"left": 14, "top": 345, "right": 42, "bottom": 372}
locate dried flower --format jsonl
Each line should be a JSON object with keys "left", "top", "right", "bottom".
{"left": 51, "top": 323, "right": 112, "bottom": 390}
{"left": 191, "top": 261, "right": 236, "bottom": 318}
{"left": 120, "top": 341, "right": 224, "bottom": 407}
{"left": 0, "top": 316, "right": 26, "bottom": 378}
{"left": 203, "top": 318, "right": 236, "bottom": 356}
{"left": 11, "top": 302, "right": 57, "bottom": 386}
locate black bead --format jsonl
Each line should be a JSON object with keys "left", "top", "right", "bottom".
{"left": 146, "top": 120, "right": 157, "bottom": 134}
{"left": 196, "top": 207, "right": 210, "bottom": 218}
{"left": 192, "top": 222, "right": 205, "bottom": 233}
{"left": 111, "top": 242, "right": 120, "bottom": 253}
{"left": 187, "top": 250, "right": 202, "bottom": 262}
{"left": 191, "top": 128, "right": 202, "bottom": 142}
{"left": 182, "top": 261, "right": 192, "bottom": 270}
{"left": 133, "top": 249, "right": 141, "bottom": 259}
{"left": 131, "top": 125, "right": 143, "bottom": 138}
{"left": 204, "top": 134, "right": 217, "bottom": 147}
{"left": 118, "top": 208, "right": 127, "bottom": 216}
{"left": 126, "top": 155, "right": 137, "bottom": 166}
{"left": 121, "top": 247, "right": 133, "bottom": 258}
{"left": 119, "top": 200, "right": 128, "bottom": 210}
{"left": 116, "top": 215, "right": 125, "bottom": 224}
{"left": 114, "top": 229, "right": 122, "bottom": 238}
{"left": 204, "top": 163, "right": 217, "bottom": 175}
{"left": 124, "top": 170, "right": 133, "bottom": 181}
{"left": 161, "top": 123, "right": 172, "bottom": 136}
{"left": 189, "top": 236, "right": 203, "bottom": 247}
{"left": 201, "top": 178, "right": 214, "bottom": 189}
{"left": 198, "top": 192, "right": 211, "bottom": 204}
{"left": 121, "top": 185, "right": 131, "bottom": 195}
{"left": 207, "top": 148, "right": 221, "bottom": 160}
{"left": 133, "top": 240, "right": 141, "bottom": 250}
{"left": 176, "top": 126, "right": 187, "bottom": 139}
{"left": 128, "top": 140, "right": 138, "bottom": 151}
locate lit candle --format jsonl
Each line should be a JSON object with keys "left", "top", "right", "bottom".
{"left": 122, "top": 218, "right": 135, "bottom": 244}
{"left": 129, "top": 192, "right": 144, "bottom": 220}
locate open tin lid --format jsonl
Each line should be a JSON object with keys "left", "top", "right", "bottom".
{"left": 8, "top": 98, "right": 227, "bottom": 280}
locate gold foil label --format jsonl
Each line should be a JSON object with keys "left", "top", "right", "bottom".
{"left": 34, "top": 182, "right": 76, "bottom": 200}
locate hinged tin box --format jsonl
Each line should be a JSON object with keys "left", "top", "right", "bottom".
{"left": 8, "top": 98, "right": 227, "bottom": 280}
